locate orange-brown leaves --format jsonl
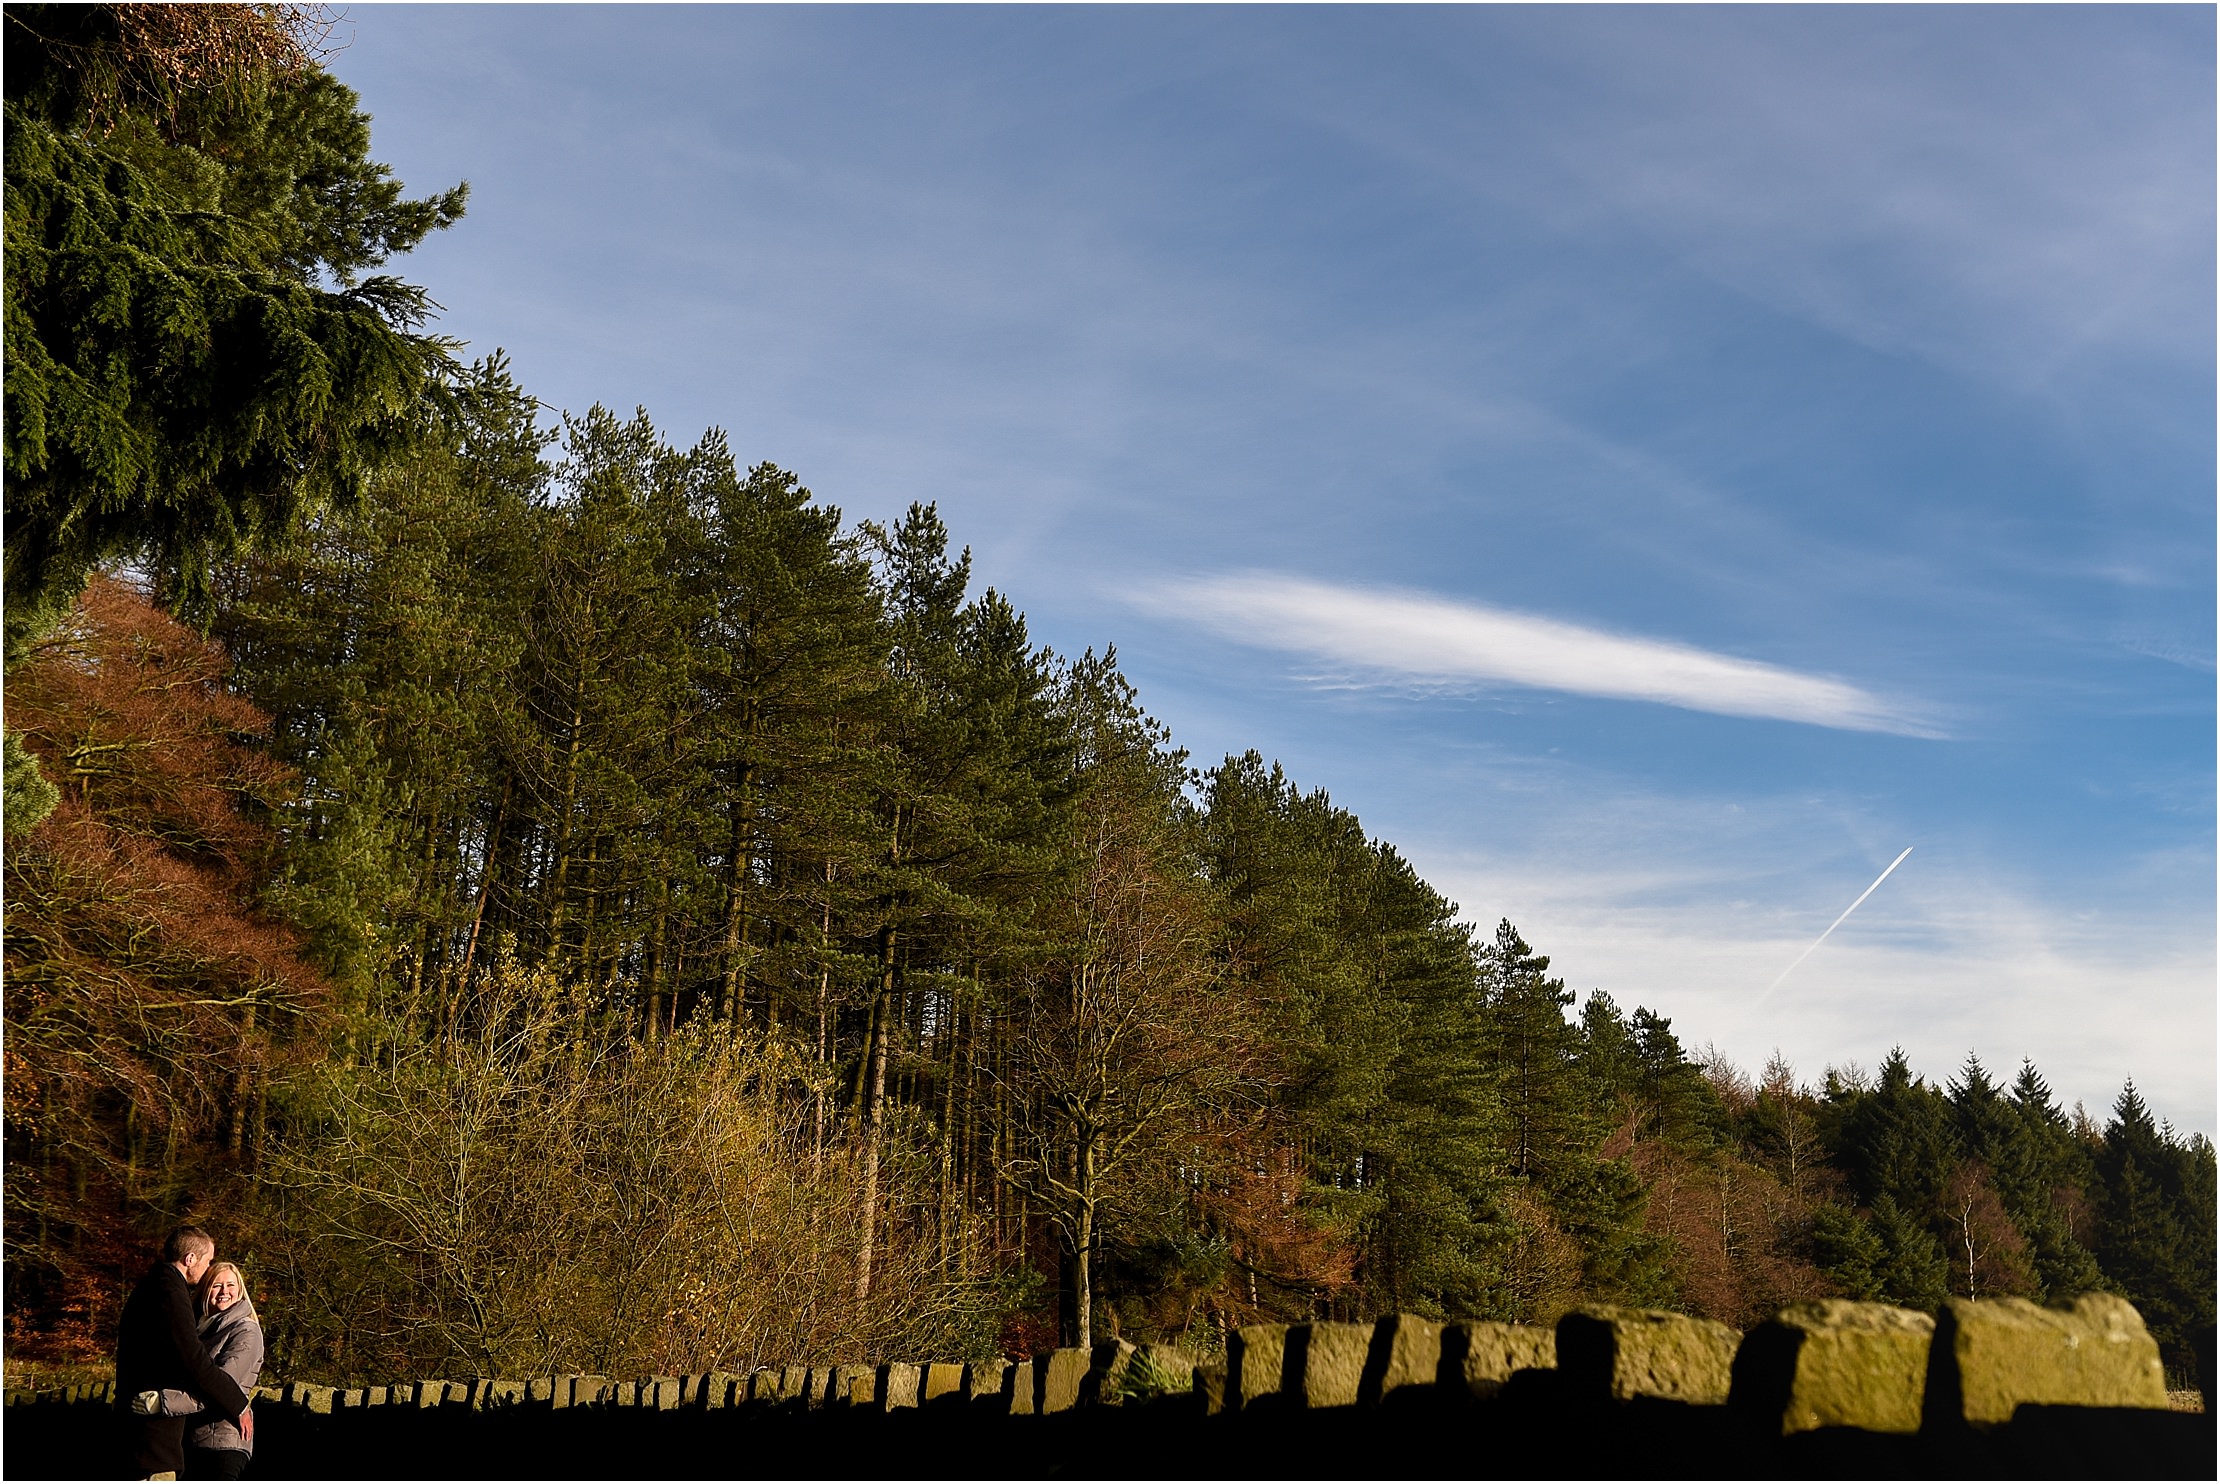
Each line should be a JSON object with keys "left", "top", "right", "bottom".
{"left": 4, "top": 574, "right": 331, "bottom": 1362}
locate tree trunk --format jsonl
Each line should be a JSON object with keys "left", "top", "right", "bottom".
{"left": 855, "top": 925, "right": 896, "bottom": 1300}
{"left": 719, "top": 764, "right": 755, "bottom": 1022}
{"left": 1074, "top": 1135, "right": 1097, "bottom": 1350}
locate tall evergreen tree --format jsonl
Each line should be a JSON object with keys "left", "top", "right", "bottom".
{"left": 2093, "top": 1082, "right": 2217, "bottom": 1365}
{"left": 5, "top": 4, "right": 465, "bottom": 832}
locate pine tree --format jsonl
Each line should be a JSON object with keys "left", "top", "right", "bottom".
{"left": 1830, "top": 1047, "right": 1956, "bottom": 1220}
{"left": 2094, "top": 1082, "right": 2216, "bottom": 1365}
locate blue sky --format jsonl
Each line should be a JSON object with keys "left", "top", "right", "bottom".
{"left": 328, "top": 5, "right": 2214, "bottom": 1133}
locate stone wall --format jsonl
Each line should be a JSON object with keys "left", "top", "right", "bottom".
{"left": 8, "top": 1295, "right": 2209, "bottom": 1479}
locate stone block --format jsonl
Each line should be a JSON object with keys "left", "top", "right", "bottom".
{"left": 964, "top": 1358, "right": 1010, "bottom": 1407}
{"left": 413, "top": 1381, "right": 443, "bottom": 1409}
{"left": 1444, "top": 1321, "right": 1556, "bottom": 1398}
{"left": 922, "top": 1362, "right": 966, "bottom": 1404}
{"left": 1364, "top": 1314, "right": 1444, "bottom": 1405}
{"left": 613, "top": 1381, "right": 640, "bottom": 1408}
{"left": 878, "top": 1363, "right": 922, "bottom": 1410}
{"left": 1294, "top": 1322, "right": 1374, "bottom": 1408}
{"left": 304, "top": 1385, "right": 336, "bottom": 1415}
{"left": 525, "top": 1377, "right": 554, "bottom": 1406}
{"left": 779, "top": 1365, "right": 809, "bottom": 1403}
{"left": 1082, "top": 1340, "right": 1138, "bottom": 1405}
{"left": 1558, "top": 1306, "right": 1739, "bottom": 1405}
{"left": 1925, "top": 1294, "right": 2168, "bottom": 1428}
{"left": 648, "top": 1376, "right": 682, "bottom": 1410}
{"left": 1730, "top": 1300, "right": 1933, "bottom": 1436}
{"left": 1036, "top": 1348, "right": 1089, "bottom": 1413}
{"left": 488, "top": 1381, "right": 527, "bottom": 1409}
{"left": 805, "top": 1366, "right": 836, "bottom": 1407}
{"left": 831, "top": 1362, "right": 874, "bottom": 1408}
{"left": 1004, "top": 1359, "right": 1036, "bottom": 1416}
{"left": 364, "top": 1386, "right": 389, "bottom": 1407}
{"left": 337, "top": 1388, "right": 366, "bottom": 1410}
{"left": 1229, "top": 1325, "right": 1291, "bottom": 1409}
{"left": 1194, "top": 1364, "right": 1227, "bottom": 1416}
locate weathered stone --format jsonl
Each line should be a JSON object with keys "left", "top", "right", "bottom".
{"left": 524, "top": 1377, "right": 554, "bottom": 1406}
{"left": 364, "top": 1386, "right": 389, "bottom": 1407}
{"left": 1036, "top": 1348, "right": 1089, "bottom": 1413}
{"left": 304, "top": 1384, "right": 336, "bottom": 1415}
{"left": 337, "top": 1388, "right": 366, "bottom": 1410}
{"left": 1558, "top": 1305, "right": 1740, "bottom": 1405}
{"left": 1294, "top": 1322, "right": 1374, "bottom": 1409}
{"left": 252, "top": 1384, "right": 284, "bottom": 1406}
{"left": 804, "top": 1366, "right": 836, "bottom": 1407}
{"left": 921, "top": 1362, "right": 966, "bottom": 1405}
{"left": 1730, "top": 1300, "right": 1933, "bottom": 1436}
{"left": 964, "top": 1358, "right": 1010, "bottom": 1407}
{"left": 831, "top": 1362, "right": 875, "bottom": 1408}
{"left": 878, "top": 1362, "right": 922, "bottom": 1410}
{"left": 779, "top": 1365, "right": 810, "bottom": 1404}
{"left": 1004, "top": 1358, "right": 1036, "bottom": 1416}
{"left": 1446, "top": 1321, "right": 1557, "bottom": 1398}
{"left": 487, "top": 1380, "right": 526, "bottom": 1410}
{"left": 1366, "top": 1314, "right": 1444, "bottom": 1405}
{"left": 1229, "top": 1325, "right": 1291, "bottom": 1409}
{"left": 1081, "top": 1340, "right": 1138, "bottom": 1406}
{"left": 1925, "top": 1294, "right": 2168, "bottom": 1428}
{"left": 1194, "top": 1364, "right": 1228, "bottom": 1416}
{"left": 561, "top": 1375, "right": 609, "bottom": 1409}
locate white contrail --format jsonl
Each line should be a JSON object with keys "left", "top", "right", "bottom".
{"left": 1759, "top": 846, "right": 1915, "bottom": 1003}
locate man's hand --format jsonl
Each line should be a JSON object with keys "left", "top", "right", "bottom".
{"left": 240, "top": 1406, "right": 254, "bottom": 1446}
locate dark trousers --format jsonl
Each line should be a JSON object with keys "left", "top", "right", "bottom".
{"left": 183, "top": 1446, "right": 250, "bottom": 1480}
{"left": 128, "top": 1414, "right": 187, "bottom": 1478}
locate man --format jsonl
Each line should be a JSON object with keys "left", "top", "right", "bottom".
{"left": 114, "top": 1226, "right": 249, "bottom": 1482}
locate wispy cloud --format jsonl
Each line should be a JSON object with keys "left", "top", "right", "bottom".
{"left": 1144, "top": 572, "right": 1939, "bottom": 735}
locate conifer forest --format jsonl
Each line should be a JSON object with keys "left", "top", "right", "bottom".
{"left": 4, "top": 6, "right": 2213, "bottom": 1391}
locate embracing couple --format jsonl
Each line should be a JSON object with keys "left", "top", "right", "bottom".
{"left": 115, "top": 1226, "right": 266, "bottom": 1481}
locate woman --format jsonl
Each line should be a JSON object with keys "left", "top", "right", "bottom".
{"left": 160, "top": 1261, "right": 263, "bottom": 1480}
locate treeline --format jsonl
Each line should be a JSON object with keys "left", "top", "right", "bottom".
{"left": 3, "top": 1, "right": 2211, "bottom": 1391}
{"left": 9, "top": 375, "right": 2214, "bottom": 1382}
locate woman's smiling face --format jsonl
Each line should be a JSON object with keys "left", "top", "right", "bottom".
{"left": 206, "top": 1269, "right": 242, "bottom": 1312}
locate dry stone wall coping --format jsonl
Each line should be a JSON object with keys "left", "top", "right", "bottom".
{"left": 29, "top": 1292, "right": 2184, "bottom": 1447}
{"left": 1927, "top": 1295, "right": 2168, "bottom": 1427}
{"left": 1559, "top": 1304, "right": 1742, "bottom": 1405}
{"left": 1731, "top": 1300, "right": 1934, "bottom": 1436}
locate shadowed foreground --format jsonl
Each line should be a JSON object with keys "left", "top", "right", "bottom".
{"left": 7, "top": 1380, "right": 2210, "bottom": 1481}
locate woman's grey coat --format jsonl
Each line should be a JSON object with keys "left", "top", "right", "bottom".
{"left": 160, "top": 1292, "right": 264, "bottom": 1457}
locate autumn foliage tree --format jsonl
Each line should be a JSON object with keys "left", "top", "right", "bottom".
{"left": 3, "top": 575, "right": 332, "bottom": 1362}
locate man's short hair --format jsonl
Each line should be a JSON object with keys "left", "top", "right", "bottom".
{"left": 162, "top": 1226, "right": 214, "bottom": 1264}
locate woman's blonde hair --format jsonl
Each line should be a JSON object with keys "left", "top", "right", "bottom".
{"left": 198, "top": 1260, "right": 249, "bottom": 1310}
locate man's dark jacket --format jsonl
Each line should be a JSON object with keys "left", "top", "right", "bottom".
{"left": 114, "top": 1263, "right": 247, "bottom": 1476}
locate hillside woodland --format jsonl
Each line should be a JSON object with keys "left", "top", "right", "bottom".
{"left": 5, "top": 4, "right": 2213, "bottom": 1389}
